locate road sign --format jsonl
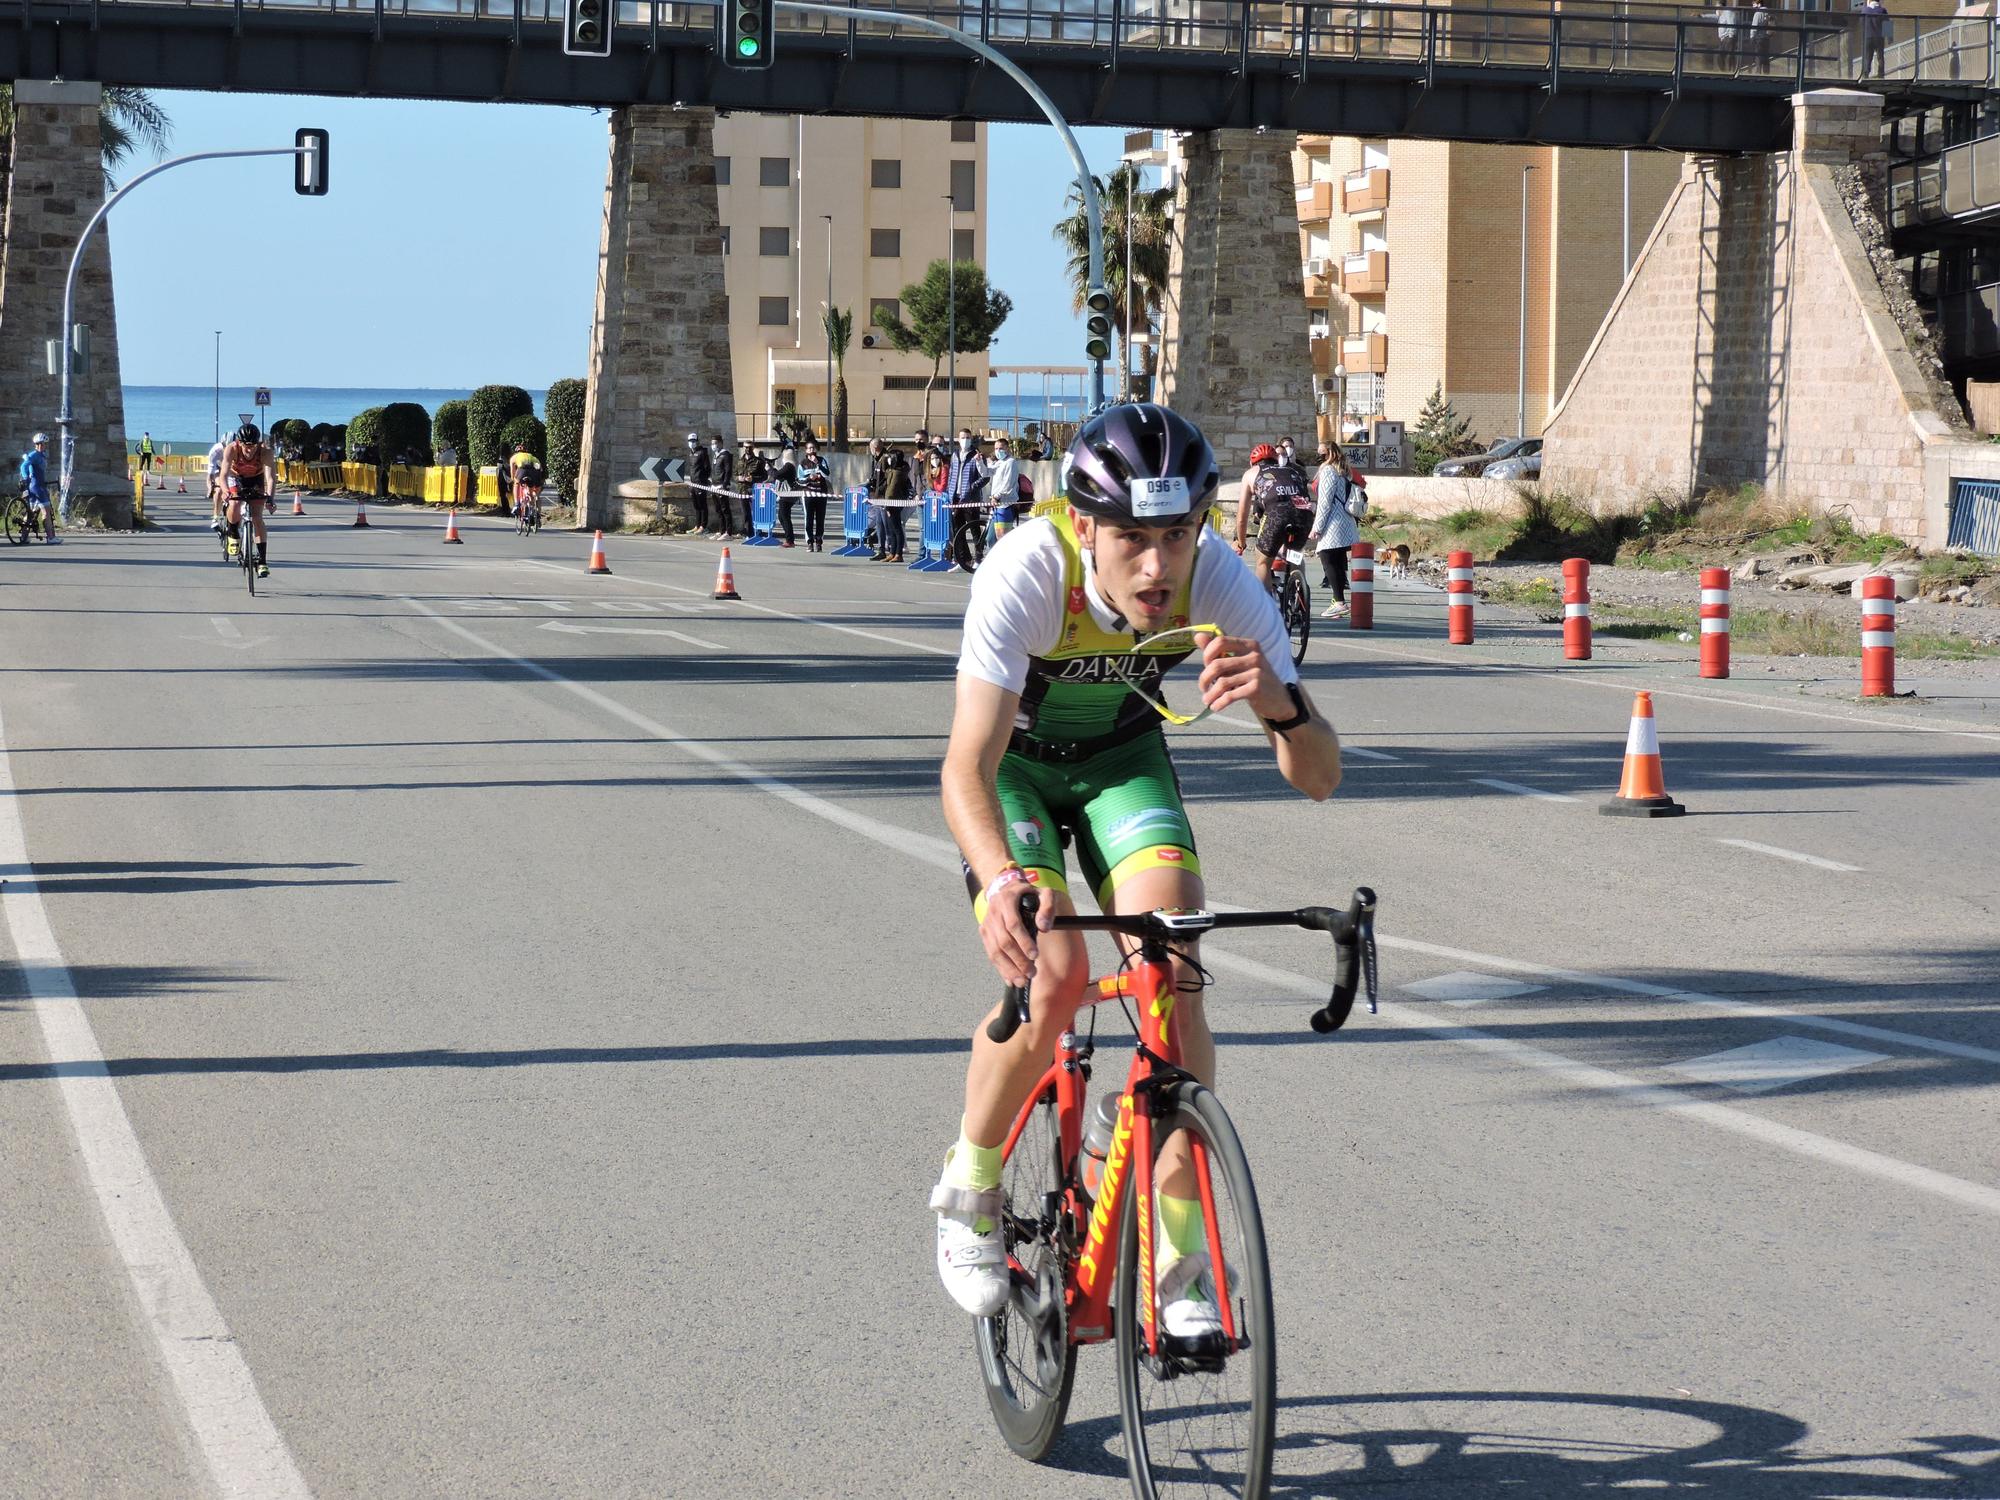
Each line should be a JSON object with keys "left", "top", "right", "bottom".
{"left": 295, "top": 128, "right": 329, "bottom": 196}
{"left": 640, "top": 457, "right": 686, "bottom": 483}
{"left": 254, "top": 388, "right": 271, "bottom": 407}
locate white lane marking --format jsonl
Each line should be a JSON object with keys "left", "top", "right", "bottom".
{"left": 0, "top": 702, "right": 311, "bottom": 1497}
{"left": 1318, "top": 631, "right": 2000, "bottom": 744}
{"left": 1198, "top": 946, "right": 2000, "bottom": 1219}
{"left": 665, "top": 629, "right": 725, "bottom": 651}
{"left": 1368, "top": 931, "right": 2000, "bottom": 1068}
{"left": 515, "top": 558, "right": 956, "bottom": 659}
{"left": 1401, "top": 970, "right": 1547, "bottom": 1006}
{"left": 1342, "top": 746, "right": 1404, "bottom": 764}
{"left": 1666, "top": 1035, "right": 1890, "bottom": 1095}
{"left": 1469, "top": 776, "right": 1577, "bottom": 803}
{"left": 407, "top": 605, "right": 2000, "bottom": 1218}
{"left": 209, "top": 616, "right": 241, "bottom": 641}
{"left": 1715, "top": 838, "right": 1863, "bottom": 873}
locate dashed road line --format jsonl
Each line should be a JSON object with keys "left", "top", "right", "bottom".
{"left": 1715, "top": 838, "right": 1863, "bottom": 873}
{"left": 1469, "top": 776, "right": 1578, "bottom": 803}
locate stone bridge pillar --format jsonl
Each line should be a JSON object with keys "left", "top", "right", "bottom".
{"left": 578, "top": 107, "right": 733, "bottom": 531}
{"left": 1157, "top": 129, "right": 1317, "bottom": 467}
{"left": 0, "top": 82, "right": 131, "bottom": 523}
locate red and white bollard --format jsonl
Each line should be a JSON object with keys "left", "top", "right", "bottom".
{"left": 1562, "top": 557, "right": 1591, "bottom": 660}
{"left": 1349, "top": 541, "right": 1374, "bottom": 630}
{"left": 1446, "top": 549, "right": 1475, "bottom": 644}
{"left": 1700, "top": 566, "right": 1731, "bottom": 679}
{"left": 1861, "top": 574, "right": 1896, "bottom": 697}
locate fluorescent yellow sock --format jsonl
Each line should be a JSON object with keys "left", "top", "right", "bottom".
{"left": 944, "top": 1120, "right": 1003, "bottom": 1233}
{"left": 1157, "top": 1193, "right": 1205, "bottom": 1263}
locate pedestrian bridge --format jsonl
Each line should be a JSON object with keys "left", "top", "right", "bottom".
{"left": 1, "top": 0, "right": 1991, "bottom": 151}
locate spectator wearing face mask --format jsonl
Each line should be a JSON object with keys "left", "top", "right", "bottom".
{"left": 985, "top": 435, "right": 1024, "bottom": 541}
{"left": 709, "top": 434, "right": 735, "bottom": 537}
{"left": 683, "top": 431, "right": 711, "bottom": 532}
{"left": 946, "top": 428, "right": 987, "bottom": 573}
{"left": 796, "top": 440, "right": 833, "bottom": 552}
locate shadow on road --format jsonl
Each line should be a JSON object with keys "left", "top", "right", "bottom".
{"left": 1053, "top": 1388, "right": 2000, "bottom": 1497}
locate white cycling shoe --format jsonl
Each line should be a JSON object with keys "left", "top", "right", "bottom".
{"left": 1157, "top": 1250, "right": 1226, "bottom": 1340}
{"left": 931, "top": 1179, "right": 1010, "bottom": 1317}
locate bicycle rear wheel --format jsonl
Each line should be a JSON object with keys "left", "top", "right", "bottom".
{"left": 1281, "top": 574, "right": 1310, "bottom": 667}
{"left": 975, "top": 1086, "right": 1077, "bottom": 1461}
{"left": 1115, "top": 1083, "right": 1275, "bottom": 1500}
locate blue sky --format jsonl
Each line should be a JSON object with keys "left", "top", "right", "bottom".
{"left": 109, "top": 92, "right": 1126, "bottom": 388}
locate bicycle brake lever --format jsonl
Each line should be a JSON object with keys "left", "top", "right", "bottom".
{"left": 1309, "top": 886, "right": 1377, "bottom": 1034}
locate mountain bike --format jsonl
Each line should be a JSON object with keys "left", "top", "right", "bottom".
{"left": 976, "top": 887, "right": 1378, "bottom": 1499}
{"left": 1272, "top": 549, "right": 1311, "bottom": 667}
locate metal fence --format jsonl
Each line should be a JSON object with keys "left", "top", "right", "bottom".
{"left": 1948, "top": 477, "right": 2000, "bottom": 556}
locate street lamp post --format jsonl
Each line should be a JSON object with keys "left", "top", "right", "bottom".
{"left": 1123, "top": 169, "right": 1134, "bottom": 398}
{"left": 944, "top": 193, "right": 958, "bottom": 438}
{"left": 214, "top": 331, "right": 221, "bottom": 446}
{"left": 822, "top": 213, "right": 834, "bottom": 441}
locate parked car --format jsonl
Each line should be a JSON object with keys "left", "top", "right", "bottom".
{"left": 1486, "top": 448, "right": 1543, "bottom": 482}
{"left": 1434, "top": 436, "right": 1542, "bottom": 479}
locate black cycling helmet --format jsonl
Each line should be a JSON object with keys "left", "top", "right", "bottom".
{"left": 1063, "top": 402, "right": 1219, "bottom": 527}
{"left": 237, "top": 422, "right": 260, "bottom": 444}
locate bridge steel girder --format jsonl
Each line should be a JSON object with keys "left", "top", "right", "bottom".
{"left": 0, "top": 6, "right": 1813, "bottom": 153}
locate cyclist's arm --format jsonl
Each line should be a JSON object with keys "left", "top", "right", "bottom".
{"left": 942, "top": 676, "right": 1053, "bottom": 986}
{"left": 1232, "top": 471, "right": 1257, "bottom": 550}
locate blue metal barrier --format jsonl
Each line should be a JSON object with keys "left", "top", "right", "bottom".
{"left": 835, "top": 487, "right": 872, "bottom": 557}
{"left": 745, "top": 483, "right": 781, "bottom": 546}
{"left": 910, "top": 492, "right": 954, "bottom": 572}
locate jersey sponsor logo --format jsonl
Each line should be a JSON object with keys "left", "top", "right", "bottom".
{"left": 1106, "top": 807, "right": 1184, "bottom": 843}
{"left": 1010, "top": 816, "right": 1047, "bottom": 848}
{"left": 1049, "top": 654, "right": 1167, "bottom": 687}
{"left": 1067, "top": 585, "right": 1087, "bottom": 616}
{"left": 1158, "top": 849, "right": 1185, "bottom": 863}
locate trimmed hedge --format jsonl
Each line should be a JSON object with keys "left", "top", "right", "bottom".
{"left": 376, "top": 402, "right": 432, "bottom": 464}
{"left": 499, "top": 414, "right": 547, "bottom": 462}
{"left": 346, "top": 406, "right": 386, "bottom": 455}
{"left": 468, "top": 385, "right": 533, "bottom": 471}
{"left": 544, "top": 378, "right": 586, "bottom": 504}
{"left": 432, "top": 399, "right": 469, "bottom": 466}
{"left": 307, "top": 422, "right": 339, "bottom": 455}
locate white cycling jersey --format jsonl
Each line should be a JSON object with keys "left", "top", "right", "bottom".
{"left": 206, "top": 441, "right": 227, "bottom": 477}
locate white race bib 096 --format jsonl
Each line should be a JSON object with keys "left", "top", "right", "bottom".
{"left": 1131, "top": 475, "right": 1191, "bottom": 519}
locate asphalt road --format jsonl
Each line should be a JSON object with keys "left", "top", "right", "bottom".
{"left": 2, "top": 494, "right": 1996, "bottom": 1499}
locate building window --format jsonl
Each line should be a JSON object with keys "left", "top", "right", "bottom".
{"left": 950, "top": 120, "right": 976, "bottom": 143}
{"left": 759, "top": 156, "right": 790, "bottom": 188}
{"left": 870, "top": 158, "right": 902, "bottom": 189}
{"left": 950, "top": 159, "right": 976, "bottom": 211}
{"left": 715, "top": 155, "right": 731, "bottom": 186}
{"left": 870, "top": 297, "right": 900, "bottom": 326}
{"left": 952, "top": 228, "right": 975, "bottom": 263}
{"left": 871, "top": 228, "right": 902, "bottom": 258}
{"left": 760, "top": 226, "right": 791, "bottom": 257}
{"left": 759, "top": 296, "right": 790, "bottom": 327}
{"left": 884, "top": 375, "right": 976, "bottom": 392}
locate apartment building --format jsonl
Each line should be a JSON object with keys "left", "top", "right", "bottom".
{"left": 714, "top": 114, "right": 986, "bottom": 440}
{"left": 1297, "top": 136, "right": 1680, "bottom": 447}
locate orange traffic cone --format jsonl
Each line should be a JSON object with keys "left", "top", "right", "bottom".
{"left": 352, "top": 501, "right": 370, "bottom": 529}
{"left": 713, "top": 547, "right": 742, "bottom": 601}
{"left": 291, "top": 491, "right": 306, "bottom": 516}
{"left": 586, "top": 530, "right": 612, "bottom": 575}
{"left": 1600, "top": 691, "right": 1684, "bottom": 818}
{"left": 442, "top": 510, "right": 464, "bottom": 544}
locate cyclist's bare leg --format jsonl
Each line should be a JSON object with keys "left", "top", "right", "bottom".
{"left": 962, "top": 889, "right": 1088, "bottom": 1147}
{"left": 1108, "top": 864, "right": 1211, "bottom": 1202}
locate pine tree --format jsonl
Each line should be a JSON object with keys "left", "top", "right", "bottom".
{"left": 1412, "top": 383, "right": 1480, "bottom": 476}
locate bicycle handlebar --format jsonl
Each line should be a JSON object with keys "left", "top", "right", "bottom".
{"left": 983, "top": 887, "right": 1379, "bottom": 1044}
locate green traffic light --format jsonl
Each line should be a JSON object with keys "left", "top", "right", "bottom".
{"left": 737, "top": 35, "right": 759, "bottom": 55}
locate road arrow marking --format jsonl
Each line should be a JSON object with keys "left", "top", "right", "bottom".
{"left": 205, "top": 617, "right": 266, "bottom": 650}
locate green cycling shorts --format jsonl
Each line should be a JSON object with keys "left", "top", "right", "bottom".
{"left": 974, "top": 731, "right": 1201, "bottom": 915}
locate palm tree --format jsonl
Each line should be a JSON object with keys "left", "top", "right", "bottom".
{"left": 1052, "top": 162, "right": 1174, "bottom": 395}
{"left": 822, "top": 305, "right": 853, "bottom": 452}
{"left": 0, "top": 85, "right": 173, "bottom": 215}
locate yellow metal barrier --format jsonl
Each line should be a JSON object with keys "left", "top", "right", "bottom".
{"left": 475, "top": 471, "right": 502, "bottom": 508}
{"left": 274, "top": 459, "right": 473, "bottom": 505}
{"left": 132, "top": 473, "right": 146, "bottom": 522}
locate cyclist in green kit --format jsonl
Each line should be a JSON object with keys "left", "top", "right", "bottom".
{"left": 932, "top": 404, "right": 1343, "bottom": 1332}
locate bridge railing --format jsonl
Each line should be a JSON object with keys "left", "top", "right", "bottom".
{"left": 1888, "top": 132, "right": 2000, "bottom": 232}
{"left": 73, "top": 0, "right": 1987, "bottom": 92}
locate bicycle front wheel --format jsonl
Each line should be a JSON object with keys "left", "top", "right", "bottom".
{"left": 4, "top": 498, "right": 28, "bottom": 546}
{"left": 975, "top": 1086, "right": 1077, "bottom": 1461}
{"left": 1115, "top": 1083, "right": 1275, "bottom": 1500}
{"left": 242, "top": 522, "right": 256, "bottom": 596}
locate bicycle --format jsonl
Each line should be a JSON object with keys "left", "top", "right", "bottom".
{"left": 229, "top": 485, "right": 264, "bottom": 596}
{"left": 5, "top": 487, "right": 47, "bottom": 546}
{"left": 976, "top": 887, "right": 1378, "bottom": 1499}
{"left": 1272, "top": 548, "right": 1311, "bottom": 667}
{"left": 515, "top": 481, "right": 542, "bottom": 536}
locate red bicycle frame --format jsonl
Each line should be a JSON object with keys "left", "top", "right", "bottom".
{"left": 1000, "top": 945, "right": 1239, "bottom": 1360}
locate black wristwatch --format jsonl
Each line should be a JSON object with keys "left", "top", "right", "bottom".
{"left": 1261, "top": 682, "right": 1312, "bottom": 737}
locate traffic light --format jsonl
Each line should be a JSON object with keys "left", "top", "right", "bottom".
{"left": 295, "top": 128, "right": 329, "bottom": 196}
{"left": 564, "top": 0, "right": 612, "bottom": 58}
{"left": 1084, "top": 286, "right": 1113, "bottom": 363}
{"left": 722, "top": 0, "right": 775, "bottom": 68}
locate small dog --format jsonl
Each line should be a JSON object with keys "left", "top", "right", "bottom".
{"left": 1374, "top": 543, "right": 1411, "bottom": 581}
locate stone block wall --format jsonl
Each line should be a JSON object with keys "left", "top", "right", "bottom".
{"left": 578, "top": 107, "right": 734, "bottom": 531}
{"left": 1158, "top": 129, "right": 1318, "bottom": 467}
{"left": 1541, "top": 90, "right": 1968, "bottom": 545}
{"left": 0, "top": 82, "right": 130, "bottom": 522}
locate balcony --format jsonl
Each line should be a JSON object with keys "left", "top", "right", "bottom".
{"left": 1302, "top": 257, "right": 1334, "bottom": 300}
{"left": 1295, "top": 179, "right": 1334, "bottom": 222}
{"left": 1344, "top": 168, "right": 1390, "bottom": 214}
{"left": 1343, "top": 250, "right": 1389, "bottom": 296}
{"left": 1341, "top": 332, "right": 1388, "bottom": 373}
{"left": 1310, "top": 335, "right": 1335, "bottom": 377}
